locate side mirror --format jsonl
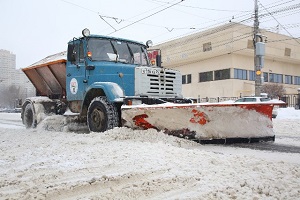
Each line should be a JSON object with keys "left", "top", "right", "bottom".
{"left": 146, "top": 40, "right": 153, "bottom": 48}
{"left": 67, "top": 44, "right": 76, "bottom": 62}
{"left": 147, "top": 49, "right": 162, "bottom": 67}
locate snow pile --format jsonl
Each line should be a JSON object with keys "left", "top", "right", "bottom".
{"left": 277, "top": 107, "right": 300, "bottom": 119}
{"left": 0, "top": 108, "right": 300, "bottom": 199}
{"left": 272, "top": 108, "right": 300, "bottom": 148}
{"left": 25, "top": 51, "right": 66, "bottom": 69}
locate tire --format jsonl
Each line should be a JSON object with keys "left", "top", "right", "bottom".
{"left": 87, "top": 97, "right": 119, "bottom": 132}
{"left": 23, "top": 103, "right": 37, "bottom": 128}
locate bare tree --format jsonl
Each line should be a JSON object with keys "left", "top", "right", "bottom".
{"left": 261, "top": 83, "right": 286, "bottom": 99}
{"left": 0, "top": 85, "right": 21, "bottom": 108}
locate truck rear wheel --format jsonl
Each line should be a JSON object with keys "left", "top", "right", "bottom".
{"left": 87, "top": 97, "right": 119, "bottom": 132}
{"left": 23, "top": 103, "right": 37, "bottom": 128}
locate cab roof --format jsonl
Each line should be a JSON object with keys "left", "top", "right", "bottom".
{"left": 69, "top": 34, "right": 146, "bottom": 47}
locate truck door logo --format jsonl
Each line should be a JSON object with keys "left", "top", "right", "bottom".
{"left": 70, "top": 78, "right": 78, "bottom": 95}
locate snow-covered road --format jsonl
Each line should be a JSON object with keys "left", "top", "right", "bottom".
{"left": 0, "top": 108, "right": 300, "bottom": 199}
{"left": 0, "top": 113, "right": 23, "bottom": 129}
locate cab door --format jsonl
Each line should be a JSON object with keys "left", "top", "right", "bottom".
{"left": 66, "top": 40, "right": 87, "bottom": 101}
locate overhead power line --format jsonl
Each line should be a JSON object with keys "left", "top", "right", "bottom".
{"left": 147, "top": 0, "right": 252, "bottom": 12}
{"left": 259, "top": 2, "right": 300, "bottom": 18}
{"left": 267, "top": 36, "right": 300, "bottom": 43}
{"left": 107, "top": 0, "right": 185, "bottom": 35}
{"left": 60, "top": 0, "right": 300, "bottom": 45}
{"left": 262, "top": 0, "right": 296, "bottom": 9}
{"left": 161, "top": 28, "right": 253, "bottom": 58}
{"left": 60, "top": 0, "right": 97, "bottom": 14}
{"left": 60, "top": 0, "right": 185, "bottom": 35}
{"left": 258, "top": 0, "right": 300, "bottom": 44}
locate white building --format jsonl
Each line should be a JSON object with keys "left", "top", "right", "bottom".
{"left": 153, "top": 23, "right": 300, "bottom": 100}
{"left": 0, "top": 49, "right": 35, "bottom": 108}
{"left": 0, "top": 49, "right": 16, "bottom": 87}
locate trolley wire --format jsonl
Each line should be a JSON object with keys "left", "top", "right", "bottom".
{"left": 258, "top": 1, "right": 300, "bottom": 44}
{"left": 107, "top": 0, "right": 185, "bottom": 35}
{"left": 59, "top": 0, "right": 300, "bottom": 49}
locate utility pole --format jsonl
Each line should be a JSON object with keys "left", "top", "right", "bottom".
{"left": 253, "top": 0, "right": 261, "bottom": 96}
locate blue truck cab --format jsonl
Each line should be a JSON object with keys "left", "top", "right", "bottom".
{"left": 66, "top": 29, "right": 149, "bottom": 102}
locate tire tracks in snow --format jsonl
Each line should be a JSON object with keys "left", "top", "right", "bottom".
{"left": 229, "top": 142, "right": 300, "bottom": 154}
{"left": 44, "top": 169, "right": 200, "bottom": 199}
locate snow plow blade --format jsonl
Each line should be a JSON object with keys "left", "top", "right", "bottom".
{"left": 121, "top": 101, "right": 285, "bottom": 144}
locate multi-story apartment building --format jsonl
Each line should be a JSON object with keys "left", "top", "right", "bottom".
{"left": 0, "top": 49, "right": 35, "bottom": 108}
{"left": 0, "top": 49, "right": 16, "bottom": 87}
{"left": 153, "top": 23, "right": 300, "bottom": 99}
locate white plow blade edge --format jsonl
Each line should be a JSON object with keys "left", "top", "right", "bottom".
{"left": 121, "top": 102, "right": 285, "bottom": 140}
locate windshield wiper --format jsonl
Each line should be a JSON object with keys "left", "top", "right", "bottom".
{"left": 127, "top": 44, "right": 135, "bottom": 64}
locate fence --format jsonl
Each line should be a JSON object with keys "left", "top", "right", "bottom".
{"left": 279, "top": 94, "right": 300, "bottom": 109}
{"left": 196, "top": 94, "right": 300, "bottom": 109}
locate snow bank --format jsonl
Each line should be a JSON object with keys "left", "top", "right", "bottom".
{"left": 0, "top": 108, "right": 300, "bottom": 199}
{"left": 277, "top": 107, "right": 300, "bottom": 119}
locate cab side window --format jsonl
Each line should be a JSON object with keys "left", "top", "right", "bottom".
{"left": 67, "top": 41, "right": 84, "bottom": 64}
{"left": 79, "top": 41, "right": 84, "bottom": 62}
{"left": 74, "top": 42, "right": 84, "bottom": 63}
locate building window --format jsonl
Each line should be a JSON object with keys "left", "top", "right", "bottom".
{"left": 263, "top": 72, "right": 268, "bottom": 82}
{"left": 199, "top": 71, "right": 213, "bottom": 82}
{"left": 187, "top": 74, "right": 191, "bottom": 84}
{"left": 284, "top": 48, "right": 291, "bottom": 57}
{"left": 214, "top": 69, "right": 230, "bottom": 81}
{"left": 234, "top": 68, "right": 247, "bottom": 80}
{"left": 203, "top": 42, "right": 212, "bottom": 52}
{"left": 294, "top": 76, "right": 300, "bottom": 85}
{"left": 247, "top": 39, "right": 254, "bottom": 49}
{"left": 182, "top": 74, "right": 191, "bottom": 84}
{"left": 270, "top": 73, "right": 283, "bottom": 83}
{"left": 269, "top": 73, "right": 274, "bottom": 82}
{"left": 275, "top": 74, "right": 283, "bottom": 83}
{"left": 249, "top": 70, "right": 255, "bottom": 81}
{"left": 285, "top": 75, "right": 293, "bottom": 84}
{"left": 250, "top": 71, "right": 268, "bottom": 82}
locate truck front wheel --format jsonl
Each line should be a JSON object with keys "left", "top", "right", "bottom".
{"left": 87, "top": 97, "right": 119, "bottom": 132}
{"left": 23, "top": 103, "right": 37, "bottom": 128}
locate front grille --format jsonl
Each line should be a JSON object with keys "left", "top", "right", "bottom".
{"left": 135, "top": 67, "right": 182, "bottom": 98}
{"left": 147, "top": 70, "right": 176, "bottom": 95}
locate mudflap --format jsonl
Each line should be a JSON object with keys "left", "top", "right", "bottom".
{"left": 121, "top": 102, "right": 284, "bottom": 144}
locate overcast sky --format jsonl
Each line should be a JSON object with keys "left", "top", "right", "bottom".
{"left": 1, "top": 0, "right": 299, "bottom": 69}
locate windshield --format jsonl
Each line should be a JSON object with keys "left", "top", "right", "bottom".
{"left": 87, "top": 38, "right": 149, "bottom": 65}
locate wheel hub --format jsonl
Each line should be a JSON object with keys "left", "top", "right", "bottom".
{"left": 91, "top": 108, "right": 104, "bottom": 128}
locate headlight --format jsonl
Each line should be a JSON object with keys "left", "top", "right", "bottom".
{"left": 82, "top": 28, "right": 90, "bottom": 37}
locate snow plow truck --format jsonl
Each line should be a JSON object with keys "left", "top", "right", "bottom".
{"left": 21, "top": 28, "right": 285, "bottom": 144}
